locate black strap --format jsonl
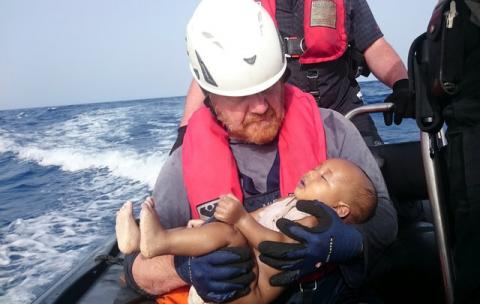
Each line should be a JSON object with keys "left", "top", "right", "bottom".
{"left": 284, "top": 36, "right": 304, "bottom": 58}
{"left": 410, "top": 0, "right": 470, "bottom": 133}
{"left": 347, "top": 42, "right": 371, "bottom": 80}
{"left": 409, "top": 32, "right": 445, "bottom": 133}
{"left": 169, "top": 125, "right": 187, "bottom": 155}
{"left": 437, "top": 0, "right": 466, "bottom": 95}
{"left": 305, "top": 69, "right": 320, "bottom": 98}
{"left": 300, "top": 281, "right": 317, "bottom": 304}
{"left": 95, "top": 254, "right": 124, "bottom": 265}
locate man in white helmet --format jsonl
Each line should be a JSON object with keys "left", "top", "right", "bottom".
{"left": 122, "top": 0, "right": 397, "bottom": 302}
{"left": 174, "top": 0, "right": 413, "bottom": 151}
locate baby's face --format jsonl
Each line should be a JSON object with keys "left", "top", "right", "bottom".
{"left": 293, "top": 159, "right": 349, "bottom": 206}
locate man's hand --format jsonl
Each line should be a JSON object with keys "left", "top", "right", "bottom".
{"left": 258, "top": 200, "right": 363, "bottom": 286}
{"left": 214, "top": 194, "right": 247, "bottom": 225}
{"left": 175, "top": 247, "right": 255, "bottom": 303}
{"left": 383, "top": 78, "right": 414, "bottom": 125}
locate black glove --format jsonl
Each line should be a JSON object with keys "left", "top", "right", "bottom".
{"left": 174, "top": 247, "right": 255, "bottom": 303}
{"left": 258, "top": 200, "right": 363, "bottom": 286}
{"left": 384, "top": 78, "right": 414, "bottom": 125}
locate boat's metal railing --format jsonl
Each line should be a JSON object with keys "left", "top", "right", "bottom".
{"left": 344, "top": 102, "right": 394, "bottom": 120}
{"left": 345, "top": 103, "right": 454, "bottom": 304}
{"left": 420, "top": 129, "right": 454, "bottom": 304}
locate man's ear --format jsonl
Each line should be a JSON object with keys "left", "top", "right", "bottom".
{"left": 333, "top": 201, "right": 350, "bottom": 219}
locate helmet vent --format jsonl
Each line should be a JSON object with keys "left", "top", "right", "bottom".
{"left": 243, "top": 55, "right": 257, "bottom": 65}
{"left": 202, "top": 32, "right": 214, "bottom": 39}
{"left": 196, "top": 50, "right": 218, "bottom": 87}
{"left": 202, "top": 32, "right": 224, "bottom": 50}
{"left": 258, "top": 12, "right": 264, "bottom": 35}
{"left": 193, "top": 68, "right": 200, "bottom": 80}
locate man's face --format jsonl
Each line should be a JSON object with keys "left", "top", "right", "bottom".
{"left": 209, "top": 81, "right": 285, "bottom": 144}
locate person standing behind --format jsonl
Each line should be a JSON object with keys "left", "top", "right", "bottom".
{"left": 413, "top": 1, "right": 480, "bottom": 302}
{"left": 176, "top": 0, "right": 413, "bottom": 148}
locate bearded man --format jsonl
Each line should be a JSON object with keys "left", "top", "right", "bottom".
{"left": 120, "top": 0, "right": 397, "bottom": 303}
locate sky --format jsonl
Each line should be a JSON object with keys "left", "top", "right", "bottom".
{"left": 0, "top": 0, "right": 438, "bottom": 111}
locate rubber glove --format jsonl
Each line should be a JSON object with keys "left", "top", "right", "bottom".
{"left": 383, "top": 79, "right": 414, "bottom": 125}
{"left": 174, "top": 247, "right": 254, "bottom": 303}
{"left": 258, "top": 200, "right": 363, "bottom": 286}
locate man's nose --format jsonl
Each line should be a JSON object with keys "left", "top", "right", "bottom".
{"left": 247, "top": 93, "right": 269, "bottom": 114}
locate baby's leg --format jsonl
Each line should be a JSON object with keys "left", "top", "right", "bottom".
{"left": 115, "top": 201, "right": 140, "bottom": 254}
{"left": 140, "top": 198, "right": 246, "bottom": 258}
{"left": 139, "top": 197, "right": 170, "bottom": 258}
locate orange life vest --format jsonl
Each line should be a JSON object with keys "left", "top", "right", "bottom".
{"left": 260, "top": 0, "right": 348, "bottom": 64}
{"left": 155, "top": 286, "right": 190, "bottom": 304}
{"left": 182, "top": 84, "right": 327, "bottom": 219}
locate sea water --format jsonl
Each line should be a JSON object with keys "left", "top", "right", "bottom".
{"left": 0, "top": 81, "right": 419, "bottom": 303}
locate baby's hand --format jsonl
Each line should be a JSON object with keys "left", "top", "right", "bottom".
{"left": 187, "top": 219, "right": 205, "bottom": 228}
{"left": 214, "top": 194, "right": 246, "bottom": 225}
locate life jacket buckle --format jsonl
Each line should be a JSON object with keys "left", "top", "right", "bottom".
{"left": 299, "top": 280, "right": 318, "bottom": 292}
{"left": 305, "top": 69, "right": 320, "bottom": 98}
{"left": 306, "top": 70, "right": 319, "bottom": 79}
{"left": 284, "top": 36, "right": 305, "bottom": 58}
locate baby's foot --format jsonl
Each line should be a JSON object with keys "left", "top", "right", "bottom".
{"left": 115, "top": 201, "right": 140, "bottom": 254}
{"left": 140, "top": 197, "right": 168, "bottom": 258}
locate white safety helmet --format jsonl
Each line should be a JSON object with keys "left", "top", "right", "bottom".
{"left": 186, "top": 0, "right": 287, "bottom": 97}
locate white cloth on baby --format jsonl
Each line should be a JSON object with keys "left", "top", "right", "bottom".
{"left": 188, "top": 196, "right": 309, "bottom": 304}
{"left": 256, "top": 196, "right": 309, "bottom": 231}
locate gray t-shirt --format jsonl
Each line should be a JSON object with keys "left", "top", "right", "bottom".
{"left": 152, "top": 108, "right": 397, "bottom": 287}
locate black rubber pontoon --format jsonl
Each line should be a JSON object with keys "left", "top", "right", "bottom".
{"left": 32, "top": 236, "right": 125, "bottom": 304}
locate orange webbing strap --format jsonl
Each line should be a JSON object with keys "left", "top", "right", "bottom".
{"left": 155, "top": 286, "right": 190, "bottom": 304}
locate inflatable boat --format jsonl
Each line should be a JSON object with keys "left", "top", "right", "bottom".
{"left": 32, "top": 102, "right": 452, "bottom": 304}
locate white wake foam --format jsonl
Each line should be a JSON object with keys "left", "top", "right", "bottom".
{"left": 1, "top": 106, "right": 175, "bottom": 188}
{"left": 0, "top": 102, "right": 179, "bottom": 303}
{"left": 0, "top": 175, "right": 148, "bottom": 304}
{"left": 15, "top": 145, "right": 166, "bottom": 188}
{"left": 0, "top": 130, "right": 15, "bottom": 153}
{"left": 0, "top": 213, "right": 109, "bottom": 303}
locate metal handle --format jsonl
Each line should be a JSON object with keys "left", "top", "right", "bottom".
{"left": 421, "top": 131, "right": 454, "bottom": 304}
{"left": 345, "top": 102, "right": 454, "bottom": 303}
{"left": 344, "top": 102, "right": 394, "bottom": 120}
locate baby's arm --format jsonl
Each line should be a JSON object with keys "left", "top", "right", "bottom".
{"left": 214, "top": 194, "right": 289, "bottom": 248}
{"left": 139, "top": 198, "right": 246, "bottom": 258}
{"left": 214, "top": 195, "right": 317, "bottom": 304}
{"left": 160, "top": 222, "right": 246, "bottom": 256}
{"left": 214, "top": 194, "right": 317, "bottom": 249}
